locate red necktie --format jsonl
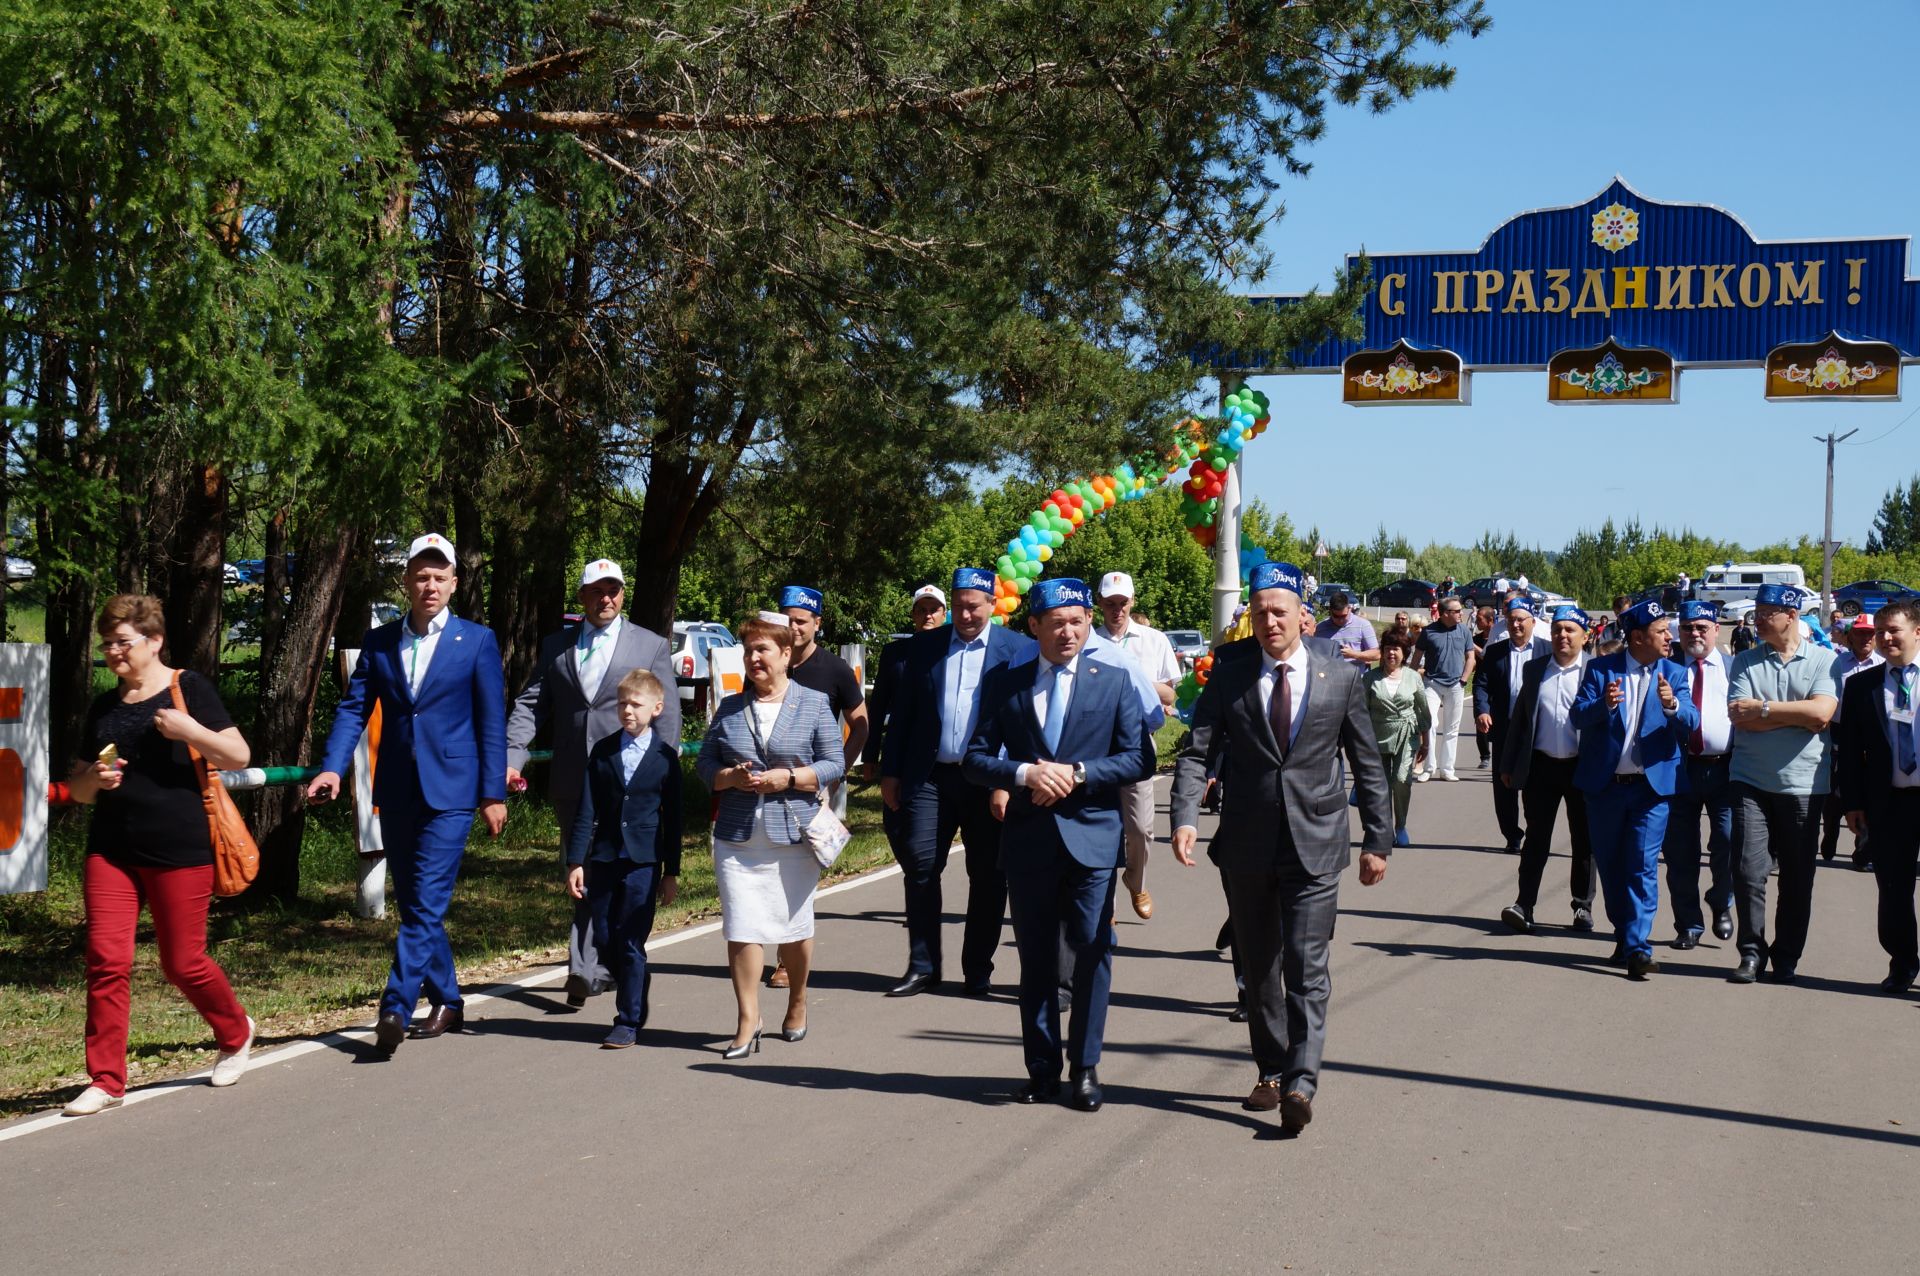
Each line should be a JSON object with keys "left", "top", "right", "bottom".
{"left": 1690, "top": 659, "right": 1705, "bottom": 755}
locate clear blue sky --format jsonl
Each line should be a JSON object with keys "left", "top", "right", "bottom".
{"left": 1231, "top": 0, "right": 1918, "bottom": 554}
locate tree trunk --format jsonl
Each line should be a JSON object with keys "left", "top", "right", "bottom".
{"left": 161, "top": 462, "right": 227, "bottom": 678}
{"left": 627, "top": 397, "right": 759, "bottom": 635}
{"left": 258, "top": 506, "right": 289, "bottom": 678}
{"left": 245, "top": 523, "right": 357, "bottom": 903}
{"left": 35, "top": 336, "right": 101, "bottom": 769}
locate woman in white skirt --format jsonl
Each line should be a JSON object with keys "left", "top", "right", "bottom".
{"left": 696, "top": 613, "right": 846, "bottom": 1057}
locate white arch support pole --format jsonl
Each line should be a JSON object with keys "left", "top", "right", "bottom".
{"left": 1211, "top": 376, "right": 1244, "bottom": 643}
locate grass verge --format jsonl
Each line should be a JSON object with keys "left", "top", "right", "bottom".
{"left": 0, "top": 771, "right": 898, "bottom": 1118}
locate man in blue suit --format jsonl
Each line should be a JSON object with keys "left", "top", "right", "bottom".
{"left": 882, "top": 568, "right": 1037, "bottom": 997}
{"left": 310, "top": 533, "right": 508, "bottom": 1056}
{"left": 964, "top": 577, "right": 1154, "bottom": 1111}
{"left": 1572, "top": 598, "right": 1698, "bottom": 980}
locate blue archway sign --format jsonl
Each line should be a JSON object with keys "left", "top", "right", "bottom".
{"left": 1222, "top": 178, "right": 1920, "bottom": 374}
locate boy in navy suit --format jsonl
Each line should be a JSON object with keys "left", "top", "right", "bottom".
{"left": 567, "top": 670, "right": 683, "bottom": 1047}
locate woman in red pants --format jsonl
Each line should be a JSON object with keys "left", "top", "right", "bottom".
{"left": 63, "top": 594, "right": 255, "bottom": 1117}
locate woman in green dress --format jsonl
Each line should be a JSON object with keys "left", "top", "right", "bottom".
{"left": 1366, "top": 625, "right": 1430, "bottom": 848}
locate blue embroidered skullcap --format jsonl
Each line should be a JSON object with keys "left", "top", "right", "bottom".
{"left": 1249, "top": 560, "right": 1304, "bottom": 597}
{"left": 1754, "top": 583, "right": 1805, "bottom": 610}
{"left": 1550, "top": 604, "right": 1591, "bottom": 630}
{"left": 1504, "top": 596, "right": 1536, "bottom": 616}
{"left": 1679, "top": 601, "right": 1719, "bottom": 623}
{"left": 1618, "top": 598, "right": 1666, "bottom": 631}
{"left": 952, "top": 566, "right": 996, "bottom": 595}
{"left": 1030, "top": 577, "right": 1092, "bottom": 612}
{"left": 777, "top": 585, "right": 823, "bottom": 614}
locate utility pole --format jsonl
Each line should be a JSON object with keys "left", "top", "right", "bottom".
{"left": 1815, "top": 428, "right": 1859, "bottom": 613}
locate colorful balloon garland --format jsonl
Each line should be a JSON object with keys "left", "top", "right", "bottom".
{"left": 986, "top": 389, "right": 1272, "bottom": 623}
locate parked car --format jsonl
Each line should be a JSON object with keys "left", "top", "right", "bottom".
{"left": 1832, "top": 579, "right": 1919, "bottom": 616}
{"left": 231, "top": 555, "right": 298, "bottom": 586}
{"left": 5, "top": 555, "right": 34, "bottom": 581}
{"left": 1308, "top": 581, "right": 1359, "bottom": 611}
{"left": 222, "top": 562, "right": 241, "bottom": 586}
{"left": 1368, "top": 578, "right": 1439, "bottom": 609}
{"left": 672, "top": 620, "right": 739, "bottom": 702}
{"left": 1452, "top": 576, "right": 1556, "bottom": 610}
{"left": 1164, "top": 628, "right": 1208, "bottom": 669}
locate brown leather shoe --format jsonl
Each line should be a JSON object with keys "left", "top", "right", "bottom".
{"left": 373, "top": 1011, "right": 406, "bottom": 1058}
{"left": 1280, "top": 1090, "right": 1313, "bottom": 1134}
{"left": 767, "top": 963, "right": 791, "bottom": 989}
{"left": 1131, "top": 890, "right": 1154, "bottom": 920}
{"left": 410, "top": 1004, "right": 464, "bottom": 1039}
{"left": 1244, "top": 1079, "right": 1282, "bottom": 1112}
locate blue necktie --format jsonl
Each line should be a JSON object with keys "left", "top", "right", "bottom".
{"left": 1898, "top": 666, "right": 1917, "bottom": 777}
{"left": 1042, "top": 664, "right": 1069, "bottom": 755}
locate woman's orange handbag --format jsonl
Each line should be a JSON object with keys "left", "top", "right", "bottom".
{"left": 170, "top": 673, "right": 259, "bottom": 897}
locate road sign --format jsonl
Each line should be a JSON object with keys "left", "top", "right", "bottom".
{"left": 1382, "top": 557, "right": 1408, "bottom": 575}
{"left": 1313, "top": 541, "right": 1330, "bottom": 559}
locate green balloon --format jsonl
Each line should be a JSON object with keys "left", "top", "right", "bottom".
{"left": 1014, "top": 575, "right": 1032, "bottom": 594}
{"left": 997, "top": 555, "right": 1015, "bottom": 576}
{"left": 1048, "top": 531, "right": 1064, "bottom": 547}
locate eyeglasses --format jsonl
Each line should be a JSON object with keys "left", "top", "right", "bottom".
{"left": 101, "top": 636, "right": 148, "bottom": 653}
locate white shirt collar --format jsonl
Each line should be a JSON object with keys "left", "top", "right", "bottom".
{"left": 1261, "top": 644, "right": 1309, "bottom": 679}
{"left": 408, "top": 608, "right": 450, "bottom": 638}
{"left": 584, "top": 614, "right": 621, "bottom": 639}
{"left": 950, "top": 626, "right": 988, "bottom": 651}
{"left": 624, "top": 727, "right": 652, "bottom": 752}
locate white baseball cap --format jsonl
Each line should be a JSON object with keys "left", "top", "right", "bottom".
{"left": 406, "top": 532, "right": 455, "bottom": 566}
{"left": 1098, "top": 571, "right": 1135, "bottom": 601}
{"left": 580, "top": 558, "right": 625, "bottom": 587}
{"left": 911, "top": 584, "right": 947, "bottom": 608}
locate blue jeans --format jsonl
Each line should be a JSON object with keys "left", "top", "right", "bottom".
{"left": 587, "top": 859, "right": 660, "bottom": 1029}
{"left": 1585, "top": 777, "right": 1669, "bottom": 959}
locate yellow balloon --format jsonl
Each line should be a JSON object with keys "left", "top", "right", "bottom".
{"left": 1037, "top": 544, "right": 1052, "bottom": 561}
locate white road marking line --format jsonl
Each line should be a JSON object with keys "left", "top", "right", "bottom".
{"left": 0, "top": 862, "right": 904, "bottom": 1145}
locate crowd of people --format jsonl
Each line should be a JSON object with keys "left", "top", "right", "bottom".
{"left": 56, "top": 535, "right": 1919, "bottom": 1136}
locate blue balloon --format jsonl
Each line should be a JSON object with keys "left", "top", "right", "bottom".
{"left": 1019, "top": 526, "right": 1038, "bottom": 545}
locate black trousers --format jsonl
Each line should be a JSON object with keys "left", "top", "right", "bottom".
{"left": 895, "top": 764, "right": 1005, "bottom": 984}
{"left": 1514, "top": 753, "right": 1593, "bottom": 913}
{"left": 1870, "top": 790, "right": 1920, "bottom": 978}
{"left": 1488, "top": 727, "right": 1522, "bottom": 846}
{"left": 1731, "top": 782, "right": 1824, "bottom": 968}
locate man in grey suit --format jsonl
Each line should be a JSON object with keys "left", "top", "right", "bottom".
{"left": 507, "top": 559, "right": 681, "bottom": 1005}
{"left": 1170, "top": 561, "right": 1392, "bottom": 1135}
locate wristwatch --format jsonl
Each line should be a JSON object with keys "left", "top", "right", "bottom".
{"left": 1072, "top": 762, "right": 1087, "bottom": 786}
{"left": 1760, "top": 701, "right": 1771, "bottom": 720}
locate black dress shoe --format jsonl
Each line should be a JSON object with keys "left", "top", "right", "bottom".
{"left": 410, "top": 1004, "right": 464, "bottom": 1039}
{"left": 373, "top": 1012, "right": 406, "bottom": 1058}
{"left": 1057, "top": 987, "right": 1073, "bottom": 1013}
{"left": 1571, "top": 908, "right": 1594, "bottom": 933}
{"left": 1673, "top": 931, "right": 1700, "bottom": 951}
{"left": 1713, "top": 909, "right": 1734, "bottom": 941}
{"left": 1011, "top": 1077, "right": 1061, "bottom": 1104}
{"left": 1280, "top": 1090, "right": 1313, "bottom": 1135}
{"left": 1767, "top": 965, "right": 1798, "bottom": 985}
{"left": 564, "top": 974, "right": 592, "bottom": 1008}
{"left": 1626, "top": 952, "right": 1660, "bottom": 981}
{"left": 1729, "top": 954, "right": 1761, "bottom": 984}
{"left": 1228, "top": 1002, "right": 1248, "bottom": 1023}
{"left": 960, "top": 980, "right": 992, "bottom": 997}
{"left": 1880, "top": 968, "right": 1918, "bottom": 994}
{"left": 1504, "top": 836, "right": 1524, "bottom": 855}
{"left": 1499, "top": 904, "right": 1532, "bottom": 934}
{"left": 886, "top": 972, "right": 939, "bottom": 998}
{"left": 1067, "top": 1068, "right": 1102, "bottom": 1112}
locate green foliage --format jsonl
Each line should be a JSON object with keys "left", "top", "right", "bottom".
{"left": 1866, "top": 474, "right": 1920, "bottom": 556}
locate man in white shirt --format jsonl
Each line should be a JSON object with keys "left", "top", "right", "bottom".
{"left": 1498, "top": 606, "right": 1596, "bottom": 933}
{"left": 1822, "top": 613, "right": 1885, "bottom": 867}
{"left": 506, "top": 559, "right": 680, "bottom": 1005}
{"left": 1097, "top": 571, "right": 1179, "bottom": 921}
{"left": 1661, "top": 602, "right": 1736, "bottom": 949}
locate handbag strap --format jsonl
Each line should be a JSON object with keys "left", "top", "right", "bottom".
{"left": 168, "top": 671, "right": 217, "bottom": 795}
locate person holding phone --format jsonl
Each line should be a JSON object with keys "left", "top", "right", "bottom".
{"left": 63, "top": 595, "right": 255, "bottom": 1116}
{"left": 307, "top": 533, "right": 508, "bottom": 1058}
{"left": 695, "top": 612, "right": 846, "bottom": 1057}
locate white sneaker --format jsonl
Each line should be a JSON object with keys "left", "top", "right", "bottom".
{"left": 210, "top": 1017, "right": 256, "bottom": 1088}
{"left": 63, "top": 1085, "right": 123, "bottom": 1117}
{"left": 1440, "top": 772, "right": 1460, "bottom": 782}
{"left": 1412, "top": 771, "right": 1430, "bottom": 783}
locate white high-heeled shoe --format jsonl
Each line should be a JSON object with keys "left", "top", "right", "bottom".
{"left": 62, "top": 1085, "right": 123, "bottom": 1117}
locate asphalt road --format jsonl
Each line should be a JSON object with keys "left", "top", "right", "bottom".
{"left": 6, "top": 756, "right": 1919, "bottom": 1275}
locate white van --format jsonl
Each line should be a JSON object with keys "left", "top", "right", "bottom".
{"left": 1695, "top": 563, "right": 1806, "bottom": 608}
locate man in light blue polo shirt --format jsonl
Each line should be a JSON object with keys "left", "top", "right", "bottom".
{"left": 1725, "top": 584, "right": 1839, "bottom": 984}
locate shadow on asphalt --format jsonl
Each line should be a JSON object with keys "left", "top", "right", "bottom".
{"left": 683, "top": 1059, "right": 1291, "bottom": 1137}
{"left": 1326, "top": 1058, "right": 1920, "bottom": 1150}
{"left": 1339, "top": 907, "right": 1511, "bottom": 935}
